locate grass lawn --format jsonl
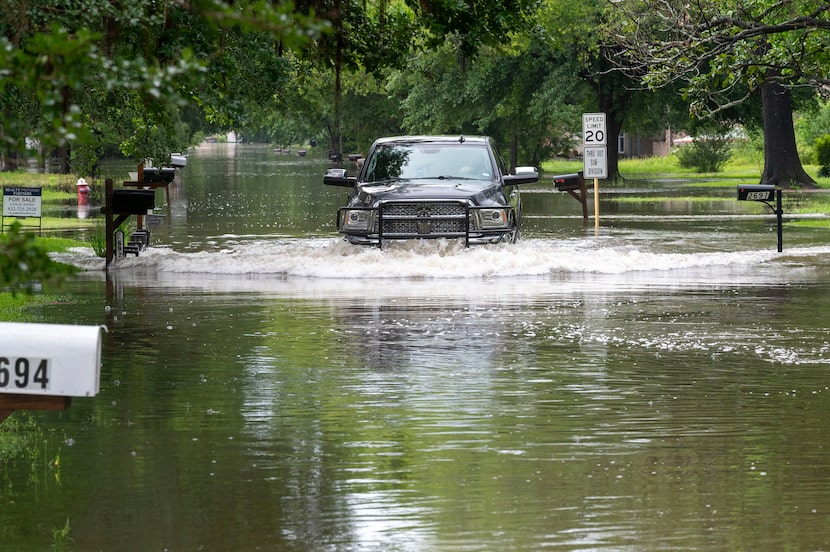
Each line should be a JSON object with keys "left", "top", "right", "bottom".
{"left": 542, "top": 150, "right": 828, "bottom": 190}
{"left": 1, "top": 218, "right": 90, "bottom": 322}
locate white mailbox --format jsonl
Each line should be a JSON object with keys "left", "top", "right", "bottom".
{"left": 0, "top": 323, "right": 103, "bottom": 397}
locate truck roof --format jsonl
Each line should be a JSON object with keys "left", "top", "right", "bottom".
{"left": 371, "top": 135, "right": 490, "bottom": 146}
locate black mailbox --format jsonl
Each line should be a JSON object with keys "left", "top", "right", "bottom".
{"left": 737, "top": 184, "right": 775, "bottom": 201}
{"left": 142, "top": 168, "right": 175, "bottom": 184}
{"left": 736, "top": 184, "right": 783, "bottom": 252}
{"left": 553, "top": 173, "right": 582, "bottom": 191}
{"left": 111, "top": 189, "right": 155, "bottom": 214}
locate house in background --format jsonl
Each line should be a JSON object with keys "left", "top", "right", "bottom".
{"left": 571, "top": 128, "right": 688, "bottom": 160}
{"left": 618, "top": 128, "right": 685, "bottom": 159}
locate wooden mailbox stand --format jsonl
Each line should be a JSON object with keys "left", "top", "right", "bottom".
{"left": 0, "top": 395, "right": 70, "bottom": 424}
{"left": 553, "top": 171, "right": 589, "bottom": 221}
{"left": 104, "top": 163, "right": 173, "bottom": 266}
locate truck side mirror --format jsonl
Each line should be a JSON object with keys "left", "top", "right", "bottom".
{"left": 504, "top": 166, "right": 538, "bottom": 185}
{"left": 324, "top": 168, "right": 356, "bottom": 187}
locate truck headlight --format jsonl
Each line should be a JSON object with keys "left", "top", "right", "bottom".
{"left": 477, "top": 208, "right": 510, "bottom": 229}
{"left": 341, "top": 209, "right": 373, "bottom": 231}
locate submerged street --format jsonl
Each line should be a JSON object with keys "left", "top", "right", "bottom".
{"left": 4, "top": 143, "right": 830, "bottom": 550}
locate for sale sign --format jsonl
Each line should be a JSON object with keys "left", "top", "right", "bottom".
{"left": 3, "top": 187, "right": 42, "bottom": 218}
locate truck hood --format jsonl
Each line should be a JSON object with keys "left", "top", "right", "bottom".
{"left": 354, "top": 178, "right": 506, "bottom": 206}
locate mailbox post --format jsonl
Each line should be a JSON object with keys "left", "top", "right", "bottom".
{"left": 104, "top": 163, "right": 165, "bottom": 267}
{"left": 553, "top": 172, "right": 589, "bottom": 221}
{"left": 102, "top": 161, "right": 181, "bottom": 266}
{"left": 737, "top": 184, "right": 783, "bottom": 252}
{"left": 104, "top": 179, "right": 135, "bottom": 266}
{"left": 0, "top": 323, "right": 103, "bottom": 423}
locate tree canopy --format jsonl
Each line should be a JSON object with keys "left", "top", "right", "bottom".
{"left": 0, "top": 0, "right": 828, "bottom": 183}
{"left": 607, "top": 0, "right": 828, "bottom": 186}
{"left": 0, "top": 0, "right": 326, "bottom": 170}
{"left": 608, "top": 0, "right": 830, "bottom": 116}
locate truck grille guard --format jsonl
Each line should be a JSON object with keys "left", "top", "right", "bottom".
{"left": 339, "top": 200, "right": 515, "bottom": 248}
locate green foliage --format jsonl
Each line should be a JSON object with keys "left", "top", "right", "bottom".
{"left": 0, "top": 412, "right": 44, "bottom": 467}
{"left": 88, "top": 220, "right": 131, "bottom": 258}
{"left": 533, "top": 0, "right": 684, "bottom": 179}
{"left": 2, "top": 0, "right": 822, "bottom": 186}
{"left": 609, "top": 0, "right": 829, "bottom": 116}
{"left": 816, "top": 134, "right": 830, "bottom": 177}
{"left": 0, "top": 222, "right": 62, "bottom": 294}
{"left": 0, "top": 25, "right": 204, "bottom": 158}
{"left": 674, "top": 136, "right": 733, "bottom": 173}
{"left": 388, "top": 37, "right": 582, "bottom": 166}
{"left": 0, "top": 0, "right": 326, "bottom": 169}
{"left": 410, "top": 0, "right": 539, "bottom": 56}
{"left": 88, "top": 223, "right": 107, "bottom": 259}
{"left": 326, "top": 0, "right": 419, "bottom": 74}
{"left": 794, "top": 101, "right": 830, "bottom": 165}
{"left": 51, "top": 518, "right": 73, "bottom": 551}
{"left": 341, "top": 75, "right": 406, "bottom": 151}
{"left": 607, "top": 0, "right": 822, "bottom": 186}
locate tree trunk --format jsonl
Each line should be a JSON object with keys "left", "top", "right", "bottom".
{"left": 509, "top": 132, "right": 518, "bottom": 171}
{"left": 760, "top": 81, "right": 816, "bottom": 188}
{"left": 52, "top": 145, "right": 71, "bottom": 174}
{"left": 597, "top": 85, "right": 624, "bottom": 181}
{"left": 333, "top": 48, "right": 342, "bottom": 159}
{"left": 604, "top": 113, "right": 623, "bottom": 181}
{"left": 56, "top": 85, "right": 73, "bottom": 174}
{"left": 332, "top": 0, "right": 344, "bottom": 161}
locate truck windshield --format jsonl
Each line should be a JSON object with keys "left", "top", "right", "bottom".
{"left": 363, "top": 144, "right": 494, "bottom": 182}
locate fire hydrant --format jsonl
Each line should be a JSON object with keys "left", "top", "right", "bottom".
{"left": 76, "top": 177, "right": 90, "bottom": 218}
{"left": 76, "top": 178, "right": 90, "bottom": 202}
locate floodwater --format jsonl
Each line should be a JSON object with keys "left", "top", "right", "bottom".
{"left": 4, "top": 143, "right": 830, "bottom": 551}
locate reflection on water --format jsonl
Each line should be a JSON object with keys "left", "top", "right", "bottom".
{"left": 4, "top": 144, "right": 830, "bottom": 551}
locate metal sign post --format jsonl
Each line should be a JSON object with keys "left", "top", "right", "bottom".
{"left": 737, "top": 185, "right": 783, "bottom": 252}
{"left": 582, "top": 113, "right": 607, "bottom": 228}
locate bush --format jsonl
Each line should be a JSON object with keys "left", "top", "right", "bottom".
{"left": 89, "top": 220, "right": 132, "bottom": 257}
{"left": 0, "top": 221, "right": 61, "bottom": 293}
{"left": 815, "top": 134, "right": 830, "bottom": 177}
{"left": 0, "top": 411, "right": 44, "bottom": 467}
{"left": 675, "top": 135, "right": 733, "bottom": 173}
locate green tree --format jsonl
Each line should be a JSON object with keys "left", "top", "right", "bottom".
{"left": 294, "top": 0, "right": 419, "bottom": 156}
{"left": 795, "top": 101, "right": 830, "bottom": 164}
{"left": 534, "top": 0, "right": 693, "bottom": 180}
{"left": 0, "top": 0, "right": 324, "bottom": 172}
{"left": 284, "top": 65, "right": 404, "bottom": 154}
{"left": 815, "top": 134, "right": 830, "bottom": 176}
{"left": 609, "top": 0, "right": 828, "bottom": 187}
{"left": 410, "top": 0, "right": 539, "bottom": 56}
{"left": 389, "top": 38, "right": 582, "bottom": 168}
{"left": 293, "top": 0, "right": 545, "bottom": 158}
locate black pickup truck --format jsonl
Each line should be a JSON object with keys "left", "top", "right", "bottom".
{"left": 324, "top": 135, "right": 539, "bottom": 247}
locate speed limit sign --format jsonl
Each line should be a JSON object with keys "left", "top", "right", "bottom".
{"left": 582, "top": 112, "right": 607, "bottom": 228}
{"left": 582, "top": 113, "right": 607, "bottom": 146}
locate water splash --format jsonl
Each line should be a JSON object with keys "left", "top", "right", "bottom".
{"left": 55, "top": 238, "right": 830, "bottom": 280}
